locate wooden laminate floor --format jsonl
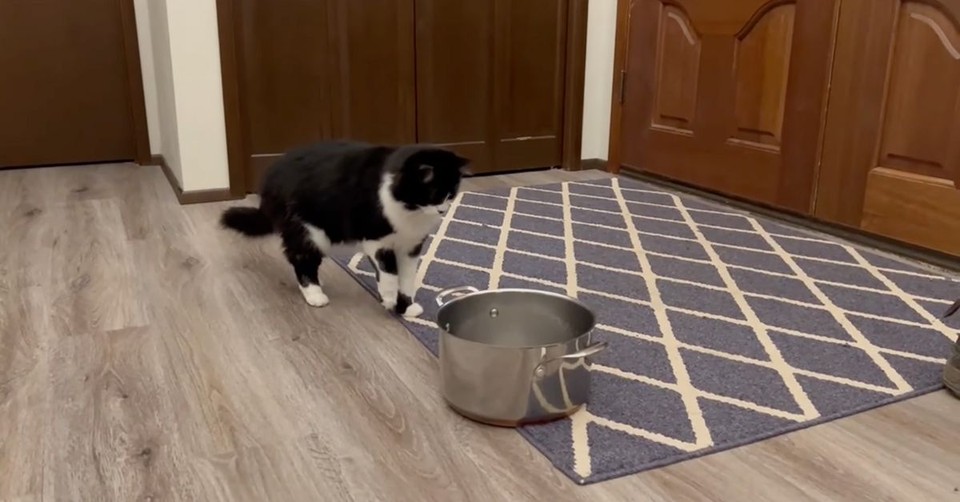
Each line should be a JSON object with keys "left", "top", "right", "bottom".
{"left": 1, "top": 163, "right": 958, "bottom": 502}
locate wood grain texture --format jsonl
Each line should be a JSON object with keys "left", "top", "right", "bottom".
{"left": 877, "top": 2, "right": 960, "bottom": 182}
{"left": 615, "top": 0, "right": 838, "bottom": 213}
{"left": 492, "top": 0, "right": 567, "bottom": 171}
{"left": 861, "top": 167, "right": 960, "bottom": 256}
{"left": 234, "top": 0, "right": 333, "bottom": 190}
{"left": 416, "top": 0, "right": 571, "bottom": 175}
{"left": 813, "top": 0, "right": 897, "bottom": 226}
{"left": 0, "top": 0, "right": 149, "bottom": 168}
{"left": 415, "top": 0, "right": 495, "bottom": 172}
{"left": 0, "top": 163, "right": 958, "bottom": 501}
{"left": 816, "top": 0, "right": 960, "bottom": 257}
{"left": 327, "top": 0, "right": 416, "bottom": 146}
{"left": 219, "top": 0, "right": 578, "bottom": 188}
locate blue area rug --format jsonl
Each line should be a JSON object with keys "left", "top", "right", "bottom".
{"left": 333, "top": 177, "right": 958, "bottom": 485}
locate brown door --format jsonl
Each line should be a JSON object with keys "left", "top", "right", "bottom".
{"left": 493, "top": 0, "right": 568, "bottom": 172}
{"left": 416, "top": 0, "right": 568, "bottom": 174}
{"left": 231, "top": 0, "right": 570, "bottom": 186}
{"left": 328, "top": 0, "right": 416, "bottom": 146}
{"left": 618, "top": 0, "right": 838, "bottom": 212}
{"left": 415, "top": 0, "right": 495, "bottom": 172}
{"left": 0, "top": 0, "right": 143, "bottom": 168}
{"left": 237, "top": 0, "right": 416, "bottom": 190}
{"left": 816, "top": 0, "right": 960, "bottom": 257}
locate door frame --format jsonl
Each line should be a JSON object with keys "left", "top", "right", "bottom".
{"left": 606, "top": 0, "right": 633, "bottom": 175}
{"left": 215, "top": 0, "right": 589, "bottom": 196}
{"left": 120, "top": 0, "right": 152, "bottom": 165}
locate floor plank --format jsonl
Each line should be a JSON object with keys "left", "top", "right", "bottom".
{"left": 41, "top": 327, "right": 198, "bottom": 501}
{"left": 0, "top": 164, "right": 956, "bottom": 501}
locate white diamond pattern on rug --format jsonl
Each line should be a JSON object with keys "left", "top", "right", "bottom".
{"left": 332, "top": 177, "right": 958, "bottom": 485}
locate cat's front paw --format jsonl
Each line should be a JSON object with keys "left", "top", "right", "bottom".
{"left": 400, "top": 302, "right": 424, "bottom": 319}
{"left": 393, "top": 294, "right": 422, "bottom": 318}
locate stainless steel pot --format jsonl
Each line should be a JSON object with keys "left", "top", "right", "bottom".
{"left": 435, "top": 286, "right": 607, "bottom": 427}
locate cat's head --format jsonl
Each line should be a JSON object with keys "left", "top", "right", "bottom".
{"left": 390, "top": 146, "right": 470, "bottom": 214}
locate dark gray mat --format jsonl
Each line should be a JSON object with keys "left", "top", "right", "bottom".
{"left": 332, "top": 177, "right": 958, "bottom": 485}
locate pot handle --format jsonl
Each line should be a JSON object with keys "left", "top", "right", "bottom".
{"left": 435, "top": 286, "right": 479, "bottom": 307}
{"left": 562, "top": 341, "right": 609, "bottom": 360}
{"left": 533, "top": 341, "right": 609, "bottom": 379}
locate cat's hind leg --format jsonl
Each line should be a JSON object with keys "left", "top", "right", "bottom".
{"left": 281, "top": 224, "right": 329, "bottom": 307}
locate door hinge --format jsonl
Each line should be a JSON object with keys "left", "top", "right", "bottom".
{"left": 618, "top": 70, "right": 627, "bottom": 104}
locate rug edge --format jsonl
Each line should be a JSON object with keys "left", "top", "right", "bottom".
{"left": 518, "top": 382, "right": 946, "bottom": 485}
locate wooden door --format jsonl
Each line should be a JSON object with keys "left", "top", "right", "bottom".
{"left": 327, "top": 0, "right": 416, "bottom": 145}
{"left": 416, "top": 0, "right": 569, "bottom": 174}
{"left": 816, "top": 0, "right": 960, "bottom": 256}
{"left": 237, "top": 0, "right": 332, "bottom": 187}
{"left": 415, "top": 0, "right": 495, "bottom": 172}
{"left": 0, "top": 0, "right": 145, "bottom": 168}
{"left": 493, "top": 0, "right": 568, "bottom": 172}
{"left": 237, "top": 0, "right": 415, "bottom": 190}
{"left": 617, "top": 0, "right": 838, "bottom": 212}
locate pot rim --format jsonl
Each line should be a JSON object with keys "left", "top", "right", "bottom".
{"left": 436, "top": 287, "right": 597, "bottom": 350}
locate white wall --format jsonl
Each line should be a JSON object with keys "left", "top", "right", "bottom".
{"left": 135, "top": 0, "right": 230, "bottom": 192}
{"left": 144, "top": 0, "right": 182, "bottom": 183}
{"left": 133, "top": 0, "right": 618, "bottom": 192}
{"left": 165, "top": 0, "right": 230, "bottom": 191}
{"left": 581, "top": 0, "right": 618, "bottom": 161}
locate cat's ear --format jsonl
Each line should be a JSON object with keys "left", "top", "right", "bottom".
{"left": 450, "top": 153, "right": 472, "bottom": 175}
{"left": 418, "top": 164, "right": 435, "bottom": 183}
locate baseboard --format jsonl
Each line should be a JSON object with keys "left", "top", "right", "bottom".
{"left": 618, "top": 166, "right": 960, "bottom": 273}
{"left": 580, "top": 158, "right": 608, "bottom": 172}
{"left": 151, "top": 154, "right": 241, "bottom": 205}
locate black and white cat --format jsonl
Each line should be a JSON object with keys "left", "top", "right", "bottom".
{"left": 220, "top": 141, "right": 469, "bottom": 318}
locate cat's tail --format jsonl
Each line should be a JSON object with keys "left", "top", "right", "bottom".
{"left": 220, "top": 206, "right": 274, "bottom": 237}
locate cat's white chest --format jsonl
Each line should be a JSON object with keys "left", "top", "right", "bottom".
{"left": 377, "top": 175, "right": 445, "bottom": 250}
{"left": 381, "top": 207, "right": 441, "bottom": 249}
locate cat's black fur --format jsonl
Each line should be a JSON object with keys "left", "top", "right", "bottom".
{"left": 221, "top": 140, "right": 469, "bottom": 315}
